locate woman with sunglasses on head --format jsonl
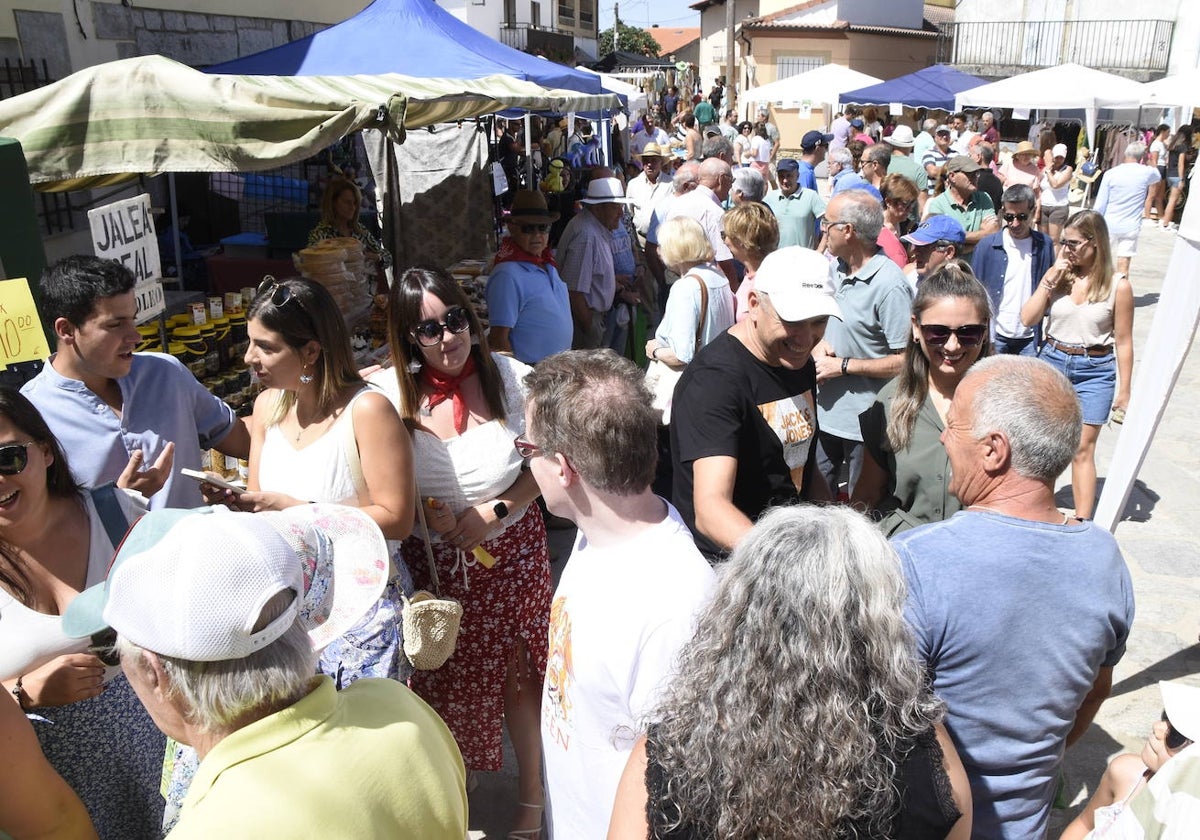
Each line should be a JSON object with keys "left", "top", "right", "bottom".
{"left": 229, "top": 276, "right": 415, "bottom": 680}
{"left": 1020, "top": 210, "right": 1133, "bottom": 520}
{"left": 1061, "top": 680, "right": 1198, "bottom": 839}
{"left": 369, "top": 266, "right": 551, "bottom": 840}
{"left": 852, "top": 263, "right": 993, "bottom": 534}
{"left": 881, "top": 173, "right": 921, "bottom": 237}
{"left": 0, "top": 389, "right": 165, "bottom": 838}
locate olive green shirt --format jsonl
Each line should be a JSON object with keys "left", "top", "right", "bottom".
{"left": 859, "top": 378, "right": 961, "bottom": 535}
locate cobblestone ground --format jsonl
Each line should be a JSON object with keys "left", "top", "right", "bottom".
{"left": 467, "top": 215, "right": 1200, "bottom": 840}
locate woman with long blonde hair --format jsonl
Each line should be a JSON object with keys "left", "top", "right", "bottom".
{"left": 1020, "top": 210, "right": 1134, "bottom": 519}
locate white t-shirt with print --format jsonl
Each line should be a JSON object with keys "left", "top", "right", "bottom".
{"left": 541, "top": 501, "right": 715, "bottom": 839}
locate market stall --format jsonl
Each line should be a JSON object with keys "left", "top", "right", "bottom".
{"left": 840, "top": 64, "right": 986, "bottom": 113}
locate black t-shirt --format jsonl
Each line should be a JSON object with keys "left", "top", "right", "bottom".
{"left": 670, "top": 332, "right": 819, "bottom": 560}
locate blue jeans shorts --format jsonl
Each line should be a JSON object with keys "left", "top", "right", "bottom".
{"left": 1038, "top": 342, "right": 1116, "bottom": 425}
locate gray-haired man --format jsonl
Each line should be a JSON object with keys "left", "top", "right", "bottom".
{"left": 893, "top": 355, "right": 1133, "bottom": 839}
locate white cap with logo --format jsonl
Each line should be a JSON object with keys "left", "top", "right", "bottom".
{"left": 753, "top": 247, "right": 842, "bottom": 322}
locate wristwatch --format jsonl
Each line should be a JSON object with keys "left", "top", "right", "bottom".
{"left": 492, "top": 501, "right": 509, "bottom": 521}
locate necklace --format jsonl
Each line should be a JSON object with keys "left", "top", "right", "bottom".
{"left": 969, "top": 504, "right": 1071, "bottom": 525}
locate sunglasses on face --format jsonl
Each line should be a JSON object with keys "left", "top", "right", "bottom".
{"left": 89, "top": 627, "right": 121, "bottom": 668}
{"left": 1059, "top": 237, "right": 1090, "bottom": 250}
{"left": 519, "top": 223, "right": 551, "bottom": 234}
{"left": 1163, "top": 712, "right": 1192, "bottom": 750}
{"left": 0, "top": 442, "right": 33, "bottom": 476}
{"left": 411, "top": 305, "right": 472, "bottom": 347}
{"left": 919, "top": 323, "right": 987, "bottom": 347}
{"left": 1003, "top": 213, "right": 1030, "bottom": 222}
{"left": 513, "top": 434, "right": 542, "bottom": 459}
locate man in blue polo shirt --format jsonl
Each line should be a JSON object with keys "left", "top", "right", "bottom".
{"left": 22, "top": 255, "right": 250, "bottom": 509}
{"left": 486, "top": 190, "right": 573, "bottom": 363}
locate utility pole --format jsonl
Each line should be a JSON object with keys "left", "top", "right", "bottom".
{"left": 613, "top": 2, "right": 620, "bottom": 53}
{"left": 725, "top": 0, "right": 736, "bottom": 108}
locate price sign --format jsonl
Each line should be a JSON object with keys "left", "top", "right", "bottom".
{"left": 0, "top": 278, "right": 51, "bottom": 368}
{"left": 87, "top": 193, "right": 165, "bottom": 326}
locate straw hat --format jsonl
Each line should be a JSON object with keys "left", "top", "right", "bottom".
{"left": 636, "top": 141, "right": 669, "bottom": 160}
{"left": 1013, "top": 141, "right": 1039, "bottom": 159}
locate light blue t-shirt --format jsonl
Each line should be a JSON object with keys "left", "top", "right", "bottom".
{"left": 764, "top": 187, "right": 826, "bottom": 249}
{"left": 485, "top": 255, "right": 572, "bottom": 364}
{"left": 1094, "top": 162, "right": 1161, "bottom": 237}
{"left": 22, "top": 352, "right": 236, "bottom": 509}
{"left": 893, "top": 510, "right": 1134, "bottom": 839}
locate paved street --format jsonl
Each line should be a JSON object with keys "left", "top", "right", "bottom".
{"left": 466, "top": 214, "right": 1200, "bottom": 839}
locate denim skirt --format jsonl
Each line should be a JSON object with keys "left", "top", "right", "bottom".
{"left": 1038, "top": 341, "right": 1116, "bottom": 425}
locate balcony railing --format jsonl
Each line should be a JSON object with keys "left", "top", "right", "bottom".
{"left": 499, "top": 23, "right": 574, "bottom": 58}
{"left": 937, "top": 19, "right": 1173, "bottom": 77}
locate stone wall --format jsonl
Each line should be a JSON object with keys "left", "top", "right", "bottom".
{"left": 8, "top": 3, "right": 328, "bottom": 83}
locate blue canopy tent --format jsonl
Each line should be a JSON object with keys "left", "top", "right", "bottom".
{"left": 207, "top": 0, "right": 607, "bottom": 97}
{"left": 205, "top": 0, "right": 620, "bottom": 270}
{"left": 840, "top": 64, "right": 986, "bottom": 112}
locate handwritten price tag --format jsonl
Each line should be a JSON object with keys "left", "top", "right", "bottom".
{"left": 0, "top": 278, "right": 50, "bottom": 368}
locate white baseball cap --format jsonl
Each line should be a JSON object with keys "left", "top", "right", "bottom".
{"left": 63, "top": 504, "right": 389, "bottom": 661}
{"left": 1161, "top": 680, "right": 1200, "bottom": 744}
{"left": 753, "top": 247, "right": 842, "bottom": 323}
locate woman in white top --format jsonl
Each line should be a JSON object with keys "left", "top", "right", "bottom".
{"left": 734, "top": 120, "right": 756, "bottom": 167}
{"left": 1020, "top": 210, "right": 1133, "bottom": 519}
{"left": 0, "top": 390, "right": 162, "bottom": 839}
{"left": 231, "top": 276, "right": 415, "bottom": 680}
{"left": 371, "top": 266, "right": 551, "bottom": 840}
{"left": 645, "top": 216, "right": 736, "bottom": 370}
{"left": 1037, "top": 143, "right": 1073, "bottom": 242}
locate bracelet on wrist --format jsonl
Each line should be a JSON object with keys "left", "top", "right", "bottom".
{"left": 841, "top": 357, "right": 850, "bottom": 376}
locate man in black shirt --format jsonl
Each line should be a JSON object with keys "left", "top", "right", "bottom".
{"left": 671, "top": 247, "right": 840, "bottom": 560}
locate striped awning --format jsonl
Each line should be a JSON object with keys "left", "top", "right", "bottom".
{"left": 0, "top": 55, "right": 618, "bottom": 191}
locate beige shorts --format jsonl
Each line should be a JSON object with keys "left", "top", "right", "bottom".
{"left": 1111, "top": 232, "right": 1139, "bottom": 258}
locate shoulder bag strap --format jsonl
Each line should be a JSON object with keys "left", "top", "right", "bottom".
{"left": 90, "top": 482, "right": 130, "bottom": 550}
{"left": 693, "top": 272, "right": 709, "bottom": 355}
{"left": 412, "top": 480, "right": 442, "bottom": 596}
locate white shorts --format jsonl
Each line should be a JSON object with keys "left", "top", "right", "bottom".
{"left": 1111, "top": 232, "right": 1139, "bottom": 258}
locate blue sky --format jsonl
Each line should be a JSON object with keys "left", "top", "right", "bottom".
{"left": 598, "top": 0, "right": 701, "bottom": 35}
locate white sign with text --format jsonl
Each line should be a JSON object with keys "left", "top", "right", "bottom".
{"left": 88, "top": 194, "right": 164, "bottom": 324}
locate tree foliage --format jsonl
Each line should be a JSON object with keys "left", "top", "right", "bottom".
{"left": 598, "top": 22, "right": 661, "bottom": 57}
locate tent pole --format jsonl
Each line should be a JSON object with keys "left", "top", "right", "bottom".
{"left": 168, "top": 172, "right": 183, "bottom": 291}
{"left": 523, "top": 112, "right": 533, "bottom": 188}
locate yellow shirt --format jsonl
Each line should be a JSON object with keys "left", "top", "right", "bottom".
{"left": 167, "top": 676, "right": 467, "bottom": 839}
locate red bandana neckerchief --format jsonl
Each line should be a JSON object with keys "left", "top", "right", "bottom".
{"left": 493, "top": 235, "right": 557, "bottom": 270}
{"left": 421, "top": 354, "right": 477, "bottom": 434}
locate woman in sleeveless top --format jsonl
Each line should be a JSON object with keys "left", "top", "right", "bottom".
{"left": 1020, "top": 210, "right": 1134, "bottom": 519}
{"left": 1038, "top": 143, "right": 1073, "bottom": 242}
{"left": 609, "top": 505, "right": 971, "bottom": 840}
{"left": 0, "top": 390, "right": 163, "bottom": 839}
{"left": 1160, "top": 125, "right": 1193, "bottom": 231}
{"left": 232, "top": 276, "right": 415, "bottom": 681}
{"left": 371, "top": 266, "right": 551, "bottom": 840}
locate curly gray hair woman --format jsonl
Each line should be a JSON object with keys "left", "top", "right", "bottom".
{"left": 608, "top": 504, "right": 972, "bottom": 840}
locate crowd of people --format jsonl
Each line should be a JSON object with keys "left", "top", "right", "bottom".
{"left": 1, "top": 100, "right": 1195, "bottom": 840}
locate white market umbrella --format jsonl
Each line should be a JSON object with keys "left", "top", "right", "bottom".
{"left": 743, "top": 63, "right": 883, "bottom": 110}
{"left": 956, "top": 62, "right": 1145, "bottom": 147}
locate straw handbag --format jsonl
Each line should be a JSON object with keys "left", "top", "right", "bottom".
{"left": 402, "top": 490, "right": 464, "bottom": 670}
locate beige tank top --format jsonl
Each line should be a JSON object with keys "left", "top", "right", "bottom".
{"left": 1046, "top": 277, "right": 1119, "bottom": 348}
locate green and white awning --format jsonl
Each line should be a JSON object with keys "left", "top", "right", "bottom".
{"left": 0, "top": 55, "right": 618, "bottom": 191}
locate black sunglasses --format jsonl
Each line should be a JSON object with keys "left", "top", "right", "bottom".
{"left": 89, "top": 627, "right": 120, "bottom": 668}
{"left": 519, "top": 223, "right": 551, "bottom": 234}
{"left": 256, "top": 276, "right": 302, "bottom": 311}
{"left": 1163, "top": 712, "right": 1193, "bottom": 750}
{"left": 412, "top": 306, "right": 472, "bottom": 347}
{"left": 919, "top": 323, "right": 987, "bottom": 348}
{"left": 0, "top": 441, "right": 33, "bottom": 476}
{"left": 1003, "top": 213, "right": 1030, "bottom": 222}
